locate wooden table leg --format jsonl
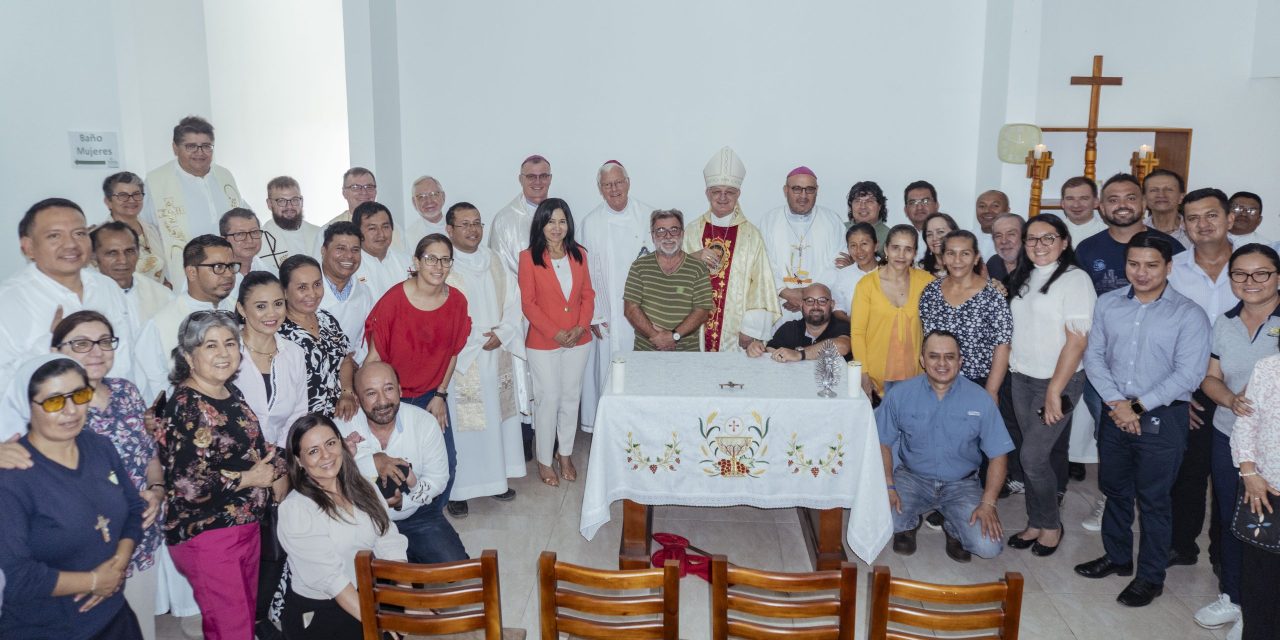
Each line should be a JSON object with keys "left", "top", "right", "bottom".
{"left": 619, "top": 499, "right": 653, "bottom": 570}
{"left": 798, "top": 507, "right": 848, "bottom": 570}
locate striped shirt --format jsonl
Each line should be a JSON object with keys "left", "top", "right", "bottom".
{"left": 623, "top": 253, "right": 713, "bottom": 351}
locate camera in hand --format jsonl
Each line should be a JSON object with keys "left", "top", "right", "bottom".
{"left": 377, "top": 463, "right": 412, "bottom": 500}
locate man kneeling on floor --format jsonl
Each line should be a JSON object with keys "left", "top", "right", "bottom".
{"left": 877, "top": 329, "right": 1013, "bottom": 562}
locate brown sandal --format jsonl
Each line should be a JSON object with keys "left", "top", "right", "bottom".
{"left": 559, "top": 455, "right": 578, "bottom": 482}
{"left": 538, "top": 463, "right": 560, "bottom": 487}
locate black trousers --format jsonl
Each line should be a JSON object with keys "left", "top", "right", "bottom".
{"left": 1170, "top": 390, "right": 1219, "bottom": 561}
{"left": 1240, "top": 495, "right": 1280, "bottom": 640}
{"left": 257, "top": 505, "right": 288, "bottom": 622}
{"left": 280, "top": 590, "right": 362, "bottom": 640}
{"left": 91, "top": 604, "right": 143, "bottom": 640}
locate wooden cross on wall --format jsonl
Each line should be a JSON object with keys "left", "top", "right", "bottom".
{"left": 1070, "top": 55, "right": 1123, "bottom": 181}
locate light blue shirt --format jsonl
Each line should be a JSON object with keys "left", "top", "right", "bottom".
{"left": 875, "top": 374, "right": 1014, "bottom": 481}
{"left": 325, "top": 275, "right": 353, "bottom": 302}
{"left": 1084, "top": 284, "right": 1211, "bottom": 410}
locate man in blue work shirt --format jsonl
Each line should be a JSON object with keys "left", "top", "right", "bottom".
{"left": 1074, "top": 232, "right": 1211, "bottom": 608}
{"left": 877, "top": 330, "right": 1013, "bottom": 562}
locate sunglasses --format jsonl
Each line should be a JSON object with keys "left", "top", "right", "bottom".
{"left": 33, "top": 386, "right": 94, "bottom": 413}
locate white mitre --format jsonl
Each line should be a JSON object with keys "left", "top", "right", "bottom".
{"left": 704, "top": 146, "right": 746, "bottom": 189}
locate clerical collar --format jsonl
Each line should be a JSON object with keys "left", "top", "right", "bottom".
{"left": 453, "top": 247, "right": 486, "bottom": 269}
{"left": 710, "top": 212, "right": 735, "bottom": 228}
{"left": 786, "top": 209, "right": 813, "bottom": 222}
{"left": 176, "top": 165, "right": 212, "bottom": 182}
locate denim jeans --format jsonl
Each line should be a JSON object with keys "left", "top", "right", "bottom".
{"left": 892, "top": 466, "right": 1004, "bottom": 559}
{"left": 1210, "top": 428, "right": 1242, "bottom": 603}
{"left": 393, "top": 500, "right": 469, "bottom": 564}
{"left": 404, "top": 389, "right": 457, "bottom": 509}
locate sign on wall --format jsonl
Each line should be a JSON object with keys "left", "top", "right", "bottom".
{"left": 67, "top": 131, "right": 120, "bottom": 168}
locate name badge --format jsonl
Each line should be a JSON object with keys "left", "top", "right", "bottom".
{"left": 967, "top": 411, "right": 981, "bottom": 417}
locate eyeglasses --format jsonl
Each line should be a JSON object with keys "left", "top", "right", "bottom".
{"left": 600, "top": 180, "right": 628, "bottom": 190}
{"left": 110, "top": 192, "right": 145, "bottom": 202}
{"left": 418, "top": 255, "right": 454, "bottom": 267}
{"left": 449, "top": 221, "right": 484, "bottom": 231}
{"left": 1229, "top": 270, "right": 1276, "bottom": 283}
{"left": 1024, "top": 234, "right": 1061, "bottom": 247}
{"left": 521, "top": 173, "right": 552, "bottom": 183}
{"left": 181, "top": 143, "right": 214, "bottom": 153}
{"left": 194, "top": 262, "right": 243, "bottom": 274}
{"left": 907, "top": 197, "right": 934, "bottom": 207}
{"left": 789, "top": 186, "right": 817, "bottom": 195}
{"left": 272, "top": 197, "right": 303, "bottom": 208}
{"left": 801, "top": 297, "right": 831, "bottom": 305}
{"left": 33, "top": 386, "right": 94, "bottom": 413}
{"left": 344, "top": 184, "right": 377, "bottom": 192}
{"left": 57, "top": 336, "right": 120, "bottom": 353}
{"left": 224, "top": 230, "right": 263, "bottom": 242}
{"left": 414, "top": 191, "right": 444, "bottom": 201}
{"left": 652, "top": 227, "right": 683, "bottom": 238}
{"left": 1230, "top": 205, "right": 1261, "bottom": 216}
{"left": 189, "top": 310, "right": 237, "bottom": 322}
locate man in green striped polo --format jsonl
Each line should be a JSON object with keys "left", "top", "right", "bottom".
{"left": 622, "top": 209, "right": 714, "bottom": 351}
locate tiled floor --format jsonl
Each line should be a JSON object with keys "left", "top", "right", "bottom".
{"left": 157, "top": 433, "right": 1229, "bottom": 639}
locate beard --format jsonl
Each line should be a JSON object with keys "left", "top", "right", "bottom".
{"left": 1100, "top": 207, "right": 1141, "bottom": 228}
{"left": 273, "top": 212, "right": 303, "bottom": 231}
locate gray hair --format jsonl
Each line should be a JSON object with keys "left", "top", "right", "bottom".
{"left": 992, "top": 212, "right": 1025, "bottom": 231}
{"left": 597, "top": 162, "right": 629, "bottom": 182}
{"left": 168, "top": 310, "right": 241, "bottom": 386}
{"left": 650, "top": 209, "right": 684, "bottom": 227}
{"left": 412, "top": 175, "right": 443, "bottom": 191}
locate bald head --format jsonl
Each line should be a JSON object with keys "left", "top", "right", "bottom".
{"left": 355, "top": 362, "right": 401, "bottom": 427}
{"left": 801, "top": 283, "right": 833, "bottom": 325}
{"left": 975, "top": 190, "right": 1010, "bottom": 233}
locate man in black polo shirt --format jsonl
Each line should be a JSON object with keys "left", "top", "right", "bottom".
{"left": 746, "top": 283, "right": 851, "bottom": 362}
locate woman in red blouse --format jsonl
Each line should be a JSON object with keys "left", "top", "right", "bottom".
{"left": 364, "top": 233, "right": 470, "bottom": 510}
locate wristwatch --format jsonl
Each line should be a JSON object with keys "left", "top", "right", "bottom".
{"left": 436, "top": 392, "right": 449, "bottom": 400}
{"left": 672, "top": 331, "right": 681, "bottom": 342}
{"left": 1129, "top": 398, "right": 1146, "bottom": 415}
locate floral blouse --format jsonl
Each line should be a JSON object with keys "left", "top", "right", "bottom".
{"left": 918, "top": 279, "right": 1014, "bottom": 381}
{"left": 85, "top": 378, "right": 162, "bottom": 575}
{"left": 158, "top": 385, "right": 284, "bottom": 545}
{"left": 279, "top": 309, "right": 349, "bottom": 417}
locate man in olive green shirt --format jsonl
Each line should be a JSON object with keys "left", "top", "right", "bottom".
{"left": 623, "top": 209, "right": 714, "bottom": 351}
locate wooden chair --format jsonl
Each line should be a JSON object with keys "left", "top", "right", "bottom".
{"left": 537, "top": 550, "right": 680, "bottom": 639}
{"left": 866, "top": 565, "right": 1023, "bottom": 640}
{"left": 709, "top": 554, "right": 857, "bottom": 640}
{"left": 355, "top": 549, "right": 514, "bottom": 640}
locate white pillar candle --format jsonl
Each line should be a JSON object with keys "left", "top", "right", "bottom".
{"left": 1033, "top": 143, "right": 1047, "bottom": 159}
{"left": 848, "top": 362, "right": 863, "bottom": 398}
{"left": 1139, "top": 144, "right": 1152, "bottom": 156}
{"left": 611, "top": 356, "right": 626, "bottom": 393}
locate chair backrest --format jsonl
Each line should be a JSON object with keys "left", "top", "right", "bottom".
{"left": 537, "top": 551, "right": 680, "bottom": 640}
{"left": 866, "top": 565, "right": 1023, "bottom": 640}
{"left": 355, "top": 549, "right": 504, "bottom": 640}
{"left": 709, "top": 554, "right": 857, "bottom": 640}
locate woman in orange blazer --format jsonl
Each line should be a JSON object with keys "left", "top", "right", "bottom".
{"left": 518, "top": 197, "right": 595, "bottom": 486}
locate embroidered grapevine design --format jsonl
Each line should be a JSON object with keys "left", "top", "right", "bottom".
{"left": 624, "top": 431, "right": 682, "bottom": 473}
{"left": 785, "top": 432, "right": 845, "bottom": 477}
{"left": 698, "top": 410, "right": 770, "bottom": 478}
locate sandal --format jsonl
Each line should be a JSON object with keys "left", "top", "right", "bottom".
{"left": 559, "top": 455, "right": 578, "bottom": 482}
{"left": 538, "top": 463, "right": 560, "bottom": 487}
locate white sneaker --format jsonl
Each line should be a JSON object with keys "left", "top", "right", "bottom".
{"left": 1081, "top": 497, "right": 1105, "bottom": 531}
{"left": 1004, "top": 479, "right": 1025, "bottom": 495}
{"left": 1226, "top": 617, "right": 1243, "bottom": 640}
{"left": 1194, "top": 593, "right": 1241, "bottom": 629}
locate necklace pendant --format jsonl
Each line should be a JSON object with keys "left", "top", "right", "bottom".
{"left": 95, "top": 514, "right": 111, "bottom": 543}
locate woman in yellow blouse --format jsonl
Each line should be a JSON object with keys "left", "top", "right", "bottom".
{"left": 850, "top": 224, "right": 936, "bottom": 395}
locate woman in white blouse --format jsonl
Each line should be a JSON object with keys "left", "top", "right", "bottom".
{"left": 236, "top": 271, "right": 310, "bottom": 448}
{"left": 1004, "top": 214, "right": 1096, "bottom": 557}
{"left": 278, "top": 415, "right": 407, "bottom": 639}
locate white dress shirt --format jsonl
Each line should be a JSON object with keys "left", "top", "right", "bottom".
{"left": 1169, "top": 244, "right": 1238, "bottom": 327}
{"left": 278, "top": 485, "right": 408, "bottom": 600}
{"left": 235, "top": 334, "right": 310, "bottom": 447}
{"left": 335, "top": 403, "right": 449, "bottom": 522}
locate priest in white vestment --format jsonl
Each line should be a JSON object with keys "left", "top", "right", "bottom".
{"left": 488, "top": 154, "right": 553, "bottom": 274}
{"left": 351, "top": 202, "right": 412, "bottom": 300}
{"left": 0, "top": 200, "right": 137, "bottom": 402}
{"left": 759, "top": 166, "right": 846, "bottom": 328}
{"left": 682, "top": 147, "right": 780, "bottom": 352}
{"left": 444, "top": 203, "right": 526, "bottom": 508}
{"left": 90, "top": 221, "right": 173, "bottom": 337}
{"left": 260, "top": 176, "right": 321, "bottom": 269}
{"left": 578, "top": 161, "right": 654, "bottom": 430}
{"left": 317, "top": 222, "right": 374, "bottom": 363}
{"left": 401, "top": 175, "right": 448, "bottom": 253}
{"left": 133, "top": 236, "right": 237, "bottom": 405}
{"left": 329, "top": 167, "right": 379, "bottom": 224}
{"left": 140, "top": 116, "right": 244, "bottom": 284}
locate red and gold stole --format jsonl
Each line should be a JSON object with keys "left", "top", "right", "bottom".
{"left": 700, "top": 223, "right": 739, "bottom": 351}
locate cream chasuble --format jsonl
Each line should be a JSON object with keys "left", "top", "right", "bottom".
{"left": 682, "top": 207, "right": 780, "bottom": 352}
{"left": 143, "top": 160, "right": 242, "bottom": 283}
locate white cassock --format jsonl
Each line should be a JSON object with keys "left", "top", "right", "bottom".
{"left": 446, "top": 247, "right": 527, "bottom": 499}
{"left": 231, "top": 256, "right": 272, "bottom": 301}
{"left": 578, "top": 197, "right": 654, "bottom": 429}
{"left": 122, "top": 275, "right": 175, "bottom": 338}
{"left": 141, "top": 160, "right": 243, "bottom": 284}
{"left": 133, "top": 294, "right": 230, "bottom": 405}
{"left": 261, "top": 219, "right": 321, "bottom": 269}
{"left": 758, "top": 205, "right": 846, "bottom": 326}
{"left": 487, "top": 195, "right": 538, "bottom": 275}
{"left": 318, "top": 275, "right": 374, "bottom": 363}
{"left": 354, "top": 248, "right": 412, "bottom": 301}
{"left": 401, "top": 214, "right": 447, "bottom": 254}
{"left": 0, "top": 265, "right": 137, "bottom": 424}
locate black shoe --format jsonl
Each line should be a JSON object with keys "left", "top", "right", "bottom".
{"left": 1166, "top": 549, "right": 1198, "bottom": 567}
{"left": 1116, "top": 579, "right": 1164, "bottom": 607}
{"left": 924, "top": 511, "right": 944, "bottom": 530}
{"left": 1057, "top": 491, "right": 1065, "bottom": 507}
{"left": 1007, "top": 531, "right": 1037, "bottom": 550}
{"left": 893, "top": 521, "right": 920, "bottom": 555}
{"left": 1031, "top": 528, "right": 1063, "bottom": 557}
{"left": 1074, "top": 556, "right": 1134, "bottom": 579}
{"left": 522, "top": 421, "right": 535, "bottom": 462}
{"left": 945, "top": 532, "right": 971, "bottom": 563}
{"left": 1068, "top": 462, "right": 1087, "bottom": 482}
{"left": 492, "top": 489, "right": 516, "bottom": 502}
{"left": 446, "top": 500, "right": 469, "bottom": 518}
{"left": 255, "top": 620, "right": 283, "bottom": 640}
